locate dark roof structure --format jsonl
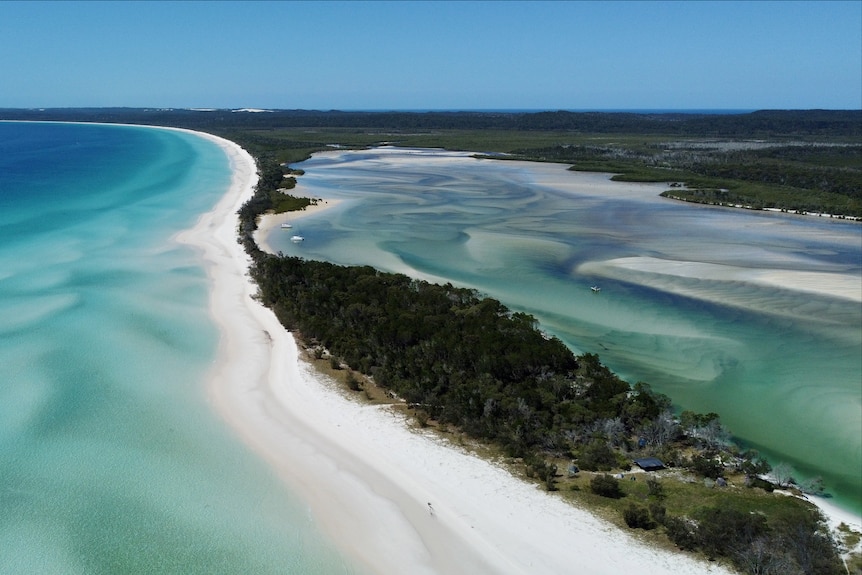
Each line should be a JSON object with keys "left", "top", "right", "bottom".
{"left": 633, "top": 457, "right": 665, "bottom": 471}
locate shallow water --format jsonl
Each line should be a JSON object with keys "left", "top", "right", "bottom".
{"left": 0, "top": 122, "right": 360, "bottom": 574}
{"left": 268, "top": 147, "right": 862, "bottom": 516}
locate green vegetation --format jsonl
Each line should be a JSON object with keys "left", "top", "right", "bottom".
{"left": 591, "top": 474, "right": 625, "bottom": 499}
{"left": 7, "top": 107, "right": 856, "bottom": 572}
{"left": 490, "top": 141, "right": 862, "bottom": 217}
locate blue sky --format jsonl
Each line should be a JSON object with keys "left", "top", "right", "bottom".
{"left": 1, "top": 1, "right": 860, "bottom": 110}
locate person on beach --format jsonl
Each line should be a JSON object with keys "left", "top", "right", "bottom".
{"left": 427, "top": 502, "right": 435, "bottom": 516}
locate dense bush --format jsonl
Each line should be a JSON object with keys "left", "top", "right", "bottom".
{"left": 664, "top": 506, "right": 844, "bottom": 574}
{"left": 525, "top": 456, "right": 559, "bottom": 491}
{"left": 590, "top": 474, "right": 624, "bottom": 499}
{"left": 577, "top": 438, "right": 619, "bottom": 471}
{"left": 623, "top": 503, "right": 656, "bottom": 530}
{"left": 665, "top": 516, "right": 699, "bottom": 551}
{"left": 648, "top": 502, "right": 666, "bottom": 526}
{"left": 689, "top": 454, "right": 725, "bottom": 479}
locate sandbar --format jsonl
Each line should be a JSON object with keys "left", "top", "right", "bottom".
{"left": 580, "top": 256, "right": 862, "bottom": 303}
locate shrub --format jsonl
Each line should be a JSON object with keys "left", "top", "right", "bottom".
{"left": 664, "top": 516, "right": 699, "bottom": 551}
{"left": 746, "top": 476, "right": 775, "bottom": 492}
{"left": 525, "top": 457, "right": 558, "bottom": 491}
{"left": 578, "top": 439, "right": 618, "bottom": 471}
{"left": 345, "top": 370, "right": 361, "bottom": 391}
{"left": 653, "top": 446, "right": 680, "bottom": 467}
{"left": 646, "top": 476, "right": 666, "bottom": 501}
{"left": 689, "top": 454, "right": 723, "bottom": 479}
{"left": 738, "top": 449, "right": 771, "bottom": 478}
{"left": 544, "top": 466, "right": 559, "bottom": 492}
{"left": 696, "top": 507, "right": 768, "bottom": 560}
{"left": 648, "top": 502, "right": 666, "bottom": 526}
{"left": 590, "top": 474, "right": 624, "bottom": 499}
{"left": 624, "top": 503, "right": 656, "bottom": 530}
{"left": 798, "top": 475, "right": 825, "bottom": 496}
{"left": 415, "top": 411, "right": 429, "bottom": 427}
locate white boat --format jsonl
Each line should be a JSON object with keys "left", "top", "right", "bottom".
{"left": 591, "top": 286, "right": 601, "bottom": 293}
{"left": 280, "top": 222, "right": 292, "bottom": 229}
{"left": 290, "top": 235, "right": 304, "bottom": 242}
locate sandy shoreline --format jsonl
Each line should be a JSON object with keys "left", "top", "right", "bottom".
{"left": 254, "top": 198, "right": 342, "bottom": 254}
{"left": 178, "top": 134, "right": 740, "bottom": 574}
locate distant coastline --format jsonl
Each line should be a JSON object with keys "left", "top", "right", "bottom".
{"left": 330, "top": 108, "right": 761, "bottom": 114}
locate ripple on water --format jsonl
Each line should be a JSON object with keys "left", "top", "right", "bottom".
{"left": 266, "top": 146, "right": 862, "bottom": 515}
{"left": 0, "top": 293, "right": 81, "bottom": 335}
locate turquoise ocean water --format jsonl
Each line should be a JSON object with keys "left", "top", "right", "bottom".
{"left": 0, "top": 122, "right": 360, "bottom": 574}
{"left": 269, "top": 147, "right": 862, "bottom": 517}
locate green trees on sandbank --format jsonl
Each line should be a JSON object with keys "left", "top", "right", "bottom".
{"left": 504, "top": 142, "right": 862, "bottom": 217}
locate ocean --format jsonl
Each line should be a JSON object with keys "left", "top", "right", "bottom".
{"left": 0, "top": 122, "right": 359, "bottom": 574}
{"left": 267, "top": 146, "right": 862, "bottom": 517}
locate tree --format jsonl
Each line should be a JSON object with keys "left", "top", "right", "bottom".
{"left": 738, "top": 449, "right": 772, "bottom": 479}
{"left": 689, "top": 454, "right": 724, "bottom": 479}
{"left": 578, "top": 438, "right": 618, "bottom": 471}
{"left": 638, "top": 409, "right": 679, "bottom": 447}
{"left": 772, "top": 462, "right": 795, "bottom": 488}
{"left": 622, "top": 382, "right": 671, "bottom": 428}
{"left": 733, "top": 537, "right": 803, "bottom": 575}
{"left": 590, "top": 474, "right": 624, "bottom": 499}
{"left": 601, "top": 417, "right": 627, "bottom": 448}
{"left": 798, "top": 475, "right": 825, "bottom": 496}
{"left": 693, "top": 417, "right": 731, "bottom": 450}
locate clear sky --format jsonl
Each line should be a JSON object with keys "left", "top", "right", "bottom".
{"left": 1, "top": 0, "right": 860, "bottom": 110}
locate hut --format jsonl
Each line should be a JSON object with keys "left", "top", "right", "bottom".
{"left": 633, "top": 457, "right": 665, "bottom": 471}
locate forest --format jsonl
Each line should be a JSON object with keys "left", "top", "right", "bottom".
{"left": 2, "top": 107, "right": 860, "bottom": 137}
{"left": 504, "top": 141, "right": 862, "bottom": 216}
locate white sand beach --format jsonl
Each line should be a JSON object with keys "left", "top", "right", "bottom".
{"left": 178, "top": 134, "right": 740, "bottom": 574}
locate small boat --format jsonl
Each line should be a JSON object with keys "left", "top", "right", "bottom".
{"left": 290, "top": 235, "right": 305, "bottom": 242}
{"left": 591, "top": 286, "right": 601, "bottom": 293}
{"left": 280, "top": 222, "right": 292, "bottom": 229}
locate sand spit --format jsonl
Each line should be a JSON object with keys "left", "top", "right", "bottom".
{"left": 581, "top": 256, "right": 862, "bottom": 303}
{"left": 178, "top": 134, "right": 735, "bottom": 574}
